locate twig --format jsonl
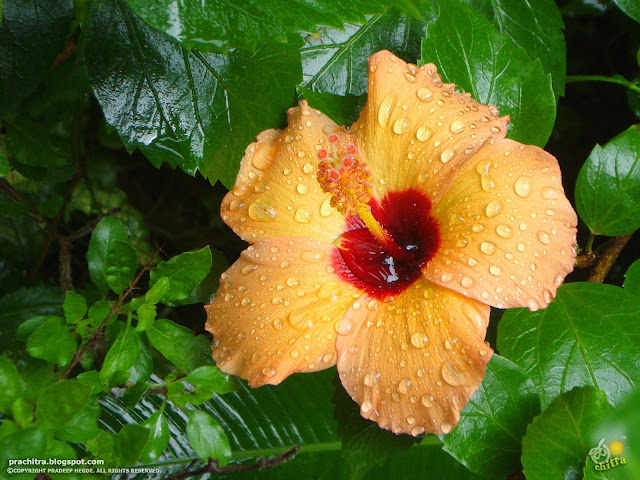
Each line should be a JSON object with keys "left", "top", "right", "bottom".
{"left": 588, "top": 233, "right": 633, "bottom": 283}
{"left": 59, "top": 247, "right": 162, "bottom": 380}
{"left": 161, "top": 446, "right": 300, "bottom": 480}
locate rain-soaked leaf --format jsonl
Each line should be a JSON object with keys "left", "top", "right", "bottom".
{"left": 84, "top": 0, "right": 302, "bottom": 188}
{"left": 613, "top": 0, "right": 640, "bottom": 23}
{"left": 444, "top": 355, "right": 541, "bottom": 477}
{"left": 123, "top": 0, "right": 425, "bottom": 53}
{"left": 575, "top": 125, "right": 640, "bottom": 236}
{"left": 463, "top": 0, "right": 566, "bottom": 98}
{"left": 300, "top": 6, "right": 435, "bottom": 97}
{"left": 522, "top": 387, "right": 612, "bottom": 480}
{"left": 498, "top": 282, "right": 640, "bottom": 409}
{"left": 421, "top": 0, "right": 556, "bottom": 147}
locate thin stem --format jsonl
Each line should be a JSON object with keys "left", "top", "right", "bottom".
{"left": 588, "top": 233, "right": 634, "bottom": 283}
{"left": 566, "top": 74, "right": 640, "bottom": 96}
{"left": 585, "top": 232, "right": 595, "bottom": 254}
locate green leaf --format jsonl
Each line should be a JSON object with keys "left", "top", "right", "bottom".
{"left": 122, "top": 0, "right": 424, "bottom": 53}
{"left": 55, "top": 399, "right": 102, "bottom": 443}
{"left": 100, "top": 325, "right": 140, "bottom": 384}
{"left": 84, "top": 0, "right": 303, "bottom": 188}
{"left": 613, "top": 0, "right": 640, "bottom": 23}
{"left": 497, "top": 282, "right": 640, "bottom": 409}
{"left": 35, "top": 380, "right": 92, "bottom": 430}
{"left": 114, "top": 424, "right": 151, "bottom": 466}
{"left": 88, "top": 300, "right": 111, "bottom": 328}
{"left": 443, "top": 355, "right": 541, "bottom": 477}
{"left": 298, "top": 87, "right": 366, "bottom": 126}
{"left": 140, "top": 410, "right": 170, "bottom": 462}
{"left": 186, "top": 410, "right": 231, "bottom": 463}
{"left": 0, "top": 150, "right": 9, "bottom": 177}
{"left": 463, "top": 0, "right": 566, "bottom": 99}
{"left": 145, "top": 276, "right": 170, "bottom": 305}
{"left": 624, "top": 259, "right": 640, "bottom": 297}
{"left": 575, "top": 125, "right": 640, "bottom": 236}
{"left": 136, "top": 302, "right": 156, "bottom": 331}
{"left": 104, "top": 240, "right": 138, "bottom": 295}
{"left": 522, "top": 387, "right": 613, "bottom": 480}
{"left": 0, "top": 355, "right": 22, "bottom": 414}
{"left": 26, "top": 316, "right": 77, "bottom": 366}
{"left": 0, "top": 427, "right": 47, "bottom": 480}
{"left": 146, "top": 318, "right": 211, "bottom": 373}
{"left": 300, "top": 6, "right": 434, "bottom": 97}
{"left": 186, "top": 248, "right": 228, "bottom": 304}
{"left": 149, "top": 246, "right": 211, "bottom": 305}
{"left": 86, "top": 430, "right": 116, "bottom": 465}
{"left": 0, "top": 199, "right": 29, "bottom": 218}
{"left": 76, "top": 370, "right": 103, "bottom": 395}
{"left": 4, "top": 117, "right": 72, "bottom": 167}
{"left": 45, "top": 440, "right": 80, "bottom": 480}
{"left": 0, "top": 286, "right": 63, "bottom": 364}
{"left": 185, "top": 366, "right": 239, "bottom": 394}
{"left": 63, "top": 291, "right": 87, "bottom": 325}
{"left": 421, "top": 0, "right": 556, "bottom": 147}
{"left": 11, "top": 397, "right": 33, "bottom": 427}
{"left": 87, "top": 216, "right": 128, "bottom": 293}
{"left": 586, "top": 386, "right": 640, "bottom": 479}
{"left": 333, "top": 375, "right": 415, "bottom": 479}
{"left": 0, "top": 0, "right": 75, "bottom": 115}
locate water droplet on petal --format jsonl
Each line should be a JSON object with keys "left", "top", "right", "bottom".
{"left": 440, "top": 148, "right": 456, "bottom": 163}
{"left": 404, "top": 71, "right": 417, "bottom": 83}
{"left": 541, "top": 186, "right": 561, "bottom": 200}
{"left": 393, "top": 117, "right": 409, "bottom": 134}
{"left": 450, "top": 120, "right": 465, "bottom": 134}
{"left": 485, "top": 201, "right": 502, "bottom": 218}
{"left": 417, "top": 87, "right": 434, "bottom": 102}
{"left": 496, "top": 224, "right": 513, "bottom": 238}
{"left": 514, "top": 177, "right": 532, "bottom": 198}
{"left": 285, "top": 277, "right": 299, "bottom": 287}
{"left": 361, "top": 400, "right": 373, "bottom": 413}
{"left": 441, "top": 362, "right": 468, "bottom": 386}
{"left": 421, "top": 395, "right": 434, "bottom": 407}
{"left": 410, "top": 332, "right": 429, "bottom": 348}
{"left": 241, "top": 264, "right": 257, "bottom": 275}
{"left": 537, "top": 231, "right": 551, "bottom": 244}
{"left": 296, "top": 184, "right": 309, "bottom": 195}
{"left": 378, "top": 94, "right": 397, "bottom": 128}
{"left": 480, "top": 241, "right": 497, "bottom": 255}
{"left": 302, "top": 249, "right": 326, "bottom": 263}
{"left": 416, "top": 126, "right": 432, "bottom": 142}
{"left": 461, "top": 277, "right": 474, "bottom": 288}
{"left": 303, "top": 162, "right": 315, "bottom": 174}
{"left": 294, "top": 206, "right": 313, "bottom": 224}
{"left": 489, "top": 265, "right": 502, "bottom": 276}
{"left": 441, "top": 422, "right": 453, "bottom": 434}
{"left": 397, "top": 378, "right": 412, "bottom": 394}
{"left": 248, "top": 198, "right": 277, "bottom": 221}
{"left": 411, "top": 425, "right": 425, "bottom": 436}
{"left": 364, "top": 371, "right": 381, "bottom": 387}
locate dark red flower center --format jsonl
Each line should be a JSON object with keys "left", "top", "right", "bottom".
{"left": 332, "top": 189, "right": 440, "bottom": 299}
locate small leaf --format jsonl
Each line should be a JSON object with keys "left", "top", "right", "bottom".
{"left": 5, "top": 117, "right": 72, "bottom": 167}
{"left": 0, "top": 427, "right": 47, "bottom": 480}
{"left": 136, "top": 303, "right": 156, "bottom": 331}
{"left": 497, "top": 282, "right": 640, "bottom": 408}
{"left": 45, "top": 440, "right": 79, "bottom": 480}
{"left": 11, "top": 398, "right": 34, "bottom": 427}
{"left": 104, "top": 240, "right": 138, "bottom": 295}
{"left": 0, "top": 355, "right": 23, "bottom": 414}
{"left": 0, "top": 200, "right": 30, "bottom": 218}
{"left": 87, "top": 216, "right": 128, "bottom": 293}
{"left": 443, "top": 355, "right": 541, "bottom": 477}
{"left": 522, "top": 387, "right": 613, "bottom": 480}
{"left": 56, "top": 399, "right": 102, "bottom": 443}
{"left": 149, "top": 246, "right": 211, "bottom": 305}
{"left": 624, "top": 259, "right": 640, "bottom": 297}
{"left": 76, "top": 370, "right": 103, "bottom": 395}
{"left": 140, "top": 410, "right": 170, "bottom": 462}
{"left": 88, "top": 300, "right": 111, "bottom": 328}
{"left": 86, "top": 430, "right": 116, "bottom": 465}
{"left": 146, "top": 318, "right": 212, "bottom": 373}
{"left": 185, "top": 366, "right": 239, "bottom": 394}
{"left": 35, "top": 380, "right": 92, "bottom": 430}
{"left": 186, "top": 410, "right": 231, "bottom": 463}
{"left": 421, "top": 0, "right": 556, "bottom": 147}
{"left": 100, "top": 325, "right": 140, "bottom": 384}
{"left": 26, "top": 316, "right": 77, "bottom": 366}
{"left": 575, "top": 125, "right": 640, "bottom": 236}
{"left": 114, "top": 424, "right": 150, "bottom": 466}
{"left": 613, "top": 0, "right": 640, "bottom": 23}
{"left": 145, "top": 276, "right": 170, "bottom": 305}
{"left": 63, "top": 291, "right": 87, "bottom": 325}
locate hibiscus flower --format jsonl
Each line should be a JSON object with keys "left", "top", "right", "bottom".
{"left": 205, "top": 50, "right": 577, "bottom": 436}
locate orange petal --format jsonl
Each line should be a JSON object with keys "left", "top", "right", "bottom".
{"left": 336, "top": 278, "right": 491, "bottom": 436}
{"left": 423, "top": 138, "right": 578, "bottom": 310}
{"left": 221, "top": 101, "right": 353, "bottom": 244}
{"left": 205, "top": 237, "right": 360, "bottom": 387}
{"left": 352, "top": 50, "right": 509, "bottom": 205}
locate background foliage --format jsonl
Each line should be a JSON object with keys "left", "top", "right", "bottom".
{"left": 1, "top": 0, "right": 640, "bottom": 479}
